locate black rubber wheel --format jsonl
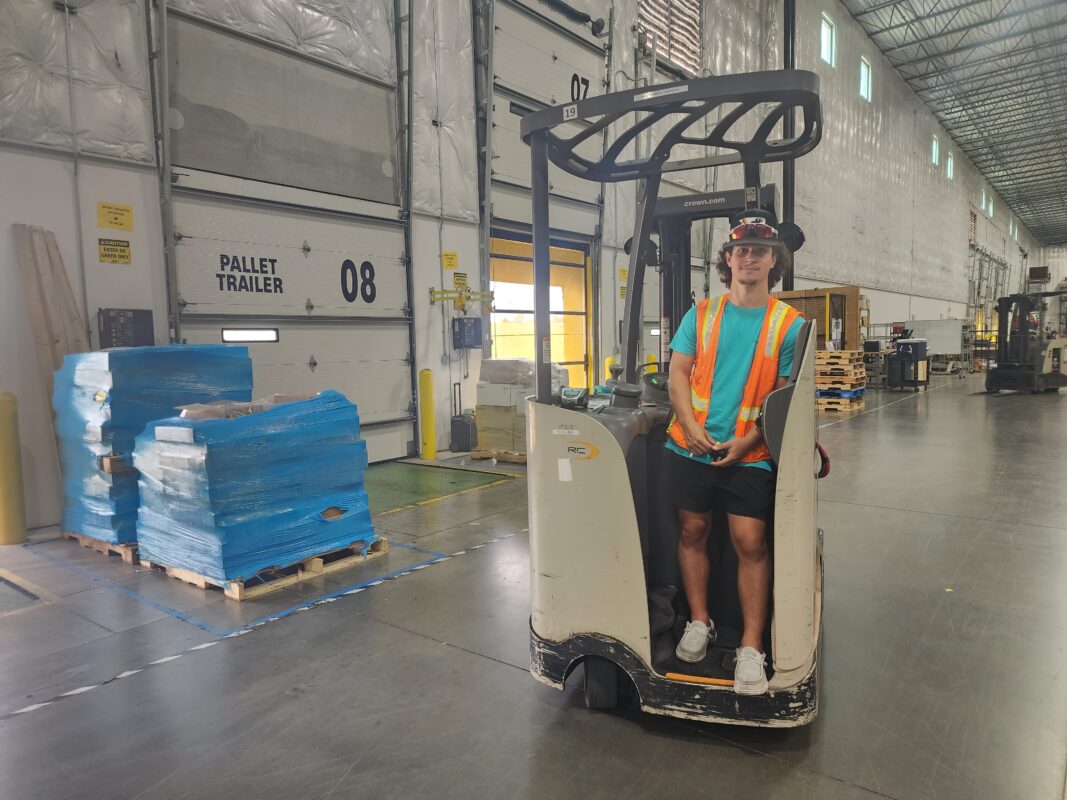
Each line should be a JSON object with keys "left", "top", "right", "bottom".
{"left": 583, "top": 656, "right": 619, "bottom": 710}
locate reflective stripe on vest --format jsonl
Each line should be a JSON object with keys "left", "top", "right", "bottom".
{"left": 667, "top": 295, "right": 801, "bottom": 463}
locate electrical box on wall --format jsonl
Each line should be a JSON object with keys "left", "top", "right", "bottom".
{"left": 98, "top": 308, "right": 154, "bottom": 349}
{"left": 451, "top": 317, "right": 482, "bottom": 350}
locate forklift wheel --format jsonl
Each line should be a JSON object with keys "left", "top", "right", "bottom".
{"left": 584, "top": 656, "right": 619, "bottom": 710}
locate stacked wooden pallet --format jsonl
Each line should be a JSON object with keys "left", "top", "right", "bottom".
{"left": 12, "top": 225, "right": 88, "bottom": 402}
{"left": 815, "top": 351, "right": 866, "bottom": 413}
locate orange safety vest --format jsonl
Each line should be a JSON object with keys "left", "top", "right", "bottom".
{"left": 667, "top": 294, "right": 801, "bottom": 464}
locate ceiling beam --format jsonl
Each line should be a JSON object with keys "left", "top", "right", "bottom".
{"left": 938, "top": 94, "right": 1067, "bottom": 124}
{"left": 892, "top": 18, "right": 1067, "bottom": 69}
{"left": 916, "top": 53, "right": 1067, "bottom": 96}
{"left": 948, "top": 109, "right": 1067, "bottom": 139}
{"left": 976, "top": 153, "right": 1067, "bottom": 174}
{"left": 881, "top": 0, "right": 1066, "bottom": 55}
{"left": 927, "top": 68, "right": 1067, "bottom": 110}
{"left": 866, "top": 0, "right": 993, "bottom": 37}
{"left": 965, "top": 126, "right": 1067, "bottom": 151}
{"left": 852, "top": 0, "right": 916, "bottom": 21}
{"left": 900, "top": 38, "right": 1058, "bottom": 82}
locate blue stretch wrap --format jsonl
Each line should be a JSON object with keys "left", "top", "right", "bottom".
{"left": 132, "top": 390, "right": 377, "bottom": 583}
{"left": 52, "top": 345, "right": 254, "bottom": 544}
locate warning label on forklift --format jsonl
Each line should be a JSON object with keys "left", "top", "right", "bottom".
{"left": 216, "top": 254, "right": 284, "bottom": 294}
{"left": 98, "top": 238, "right": 131, "bottom": 264}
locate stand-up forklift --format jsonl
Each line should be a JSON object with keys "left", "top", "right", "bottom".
{"left": 986, "top": 291, "right": 1067, "bottom": 393}
{"left": 521, "top": 70, "right": 828, "bottom": 726}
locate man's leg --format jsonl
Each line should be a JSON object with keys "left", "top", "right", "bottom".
{"left": 726, "top": 513, "right": 770, "bottom": 650}
{"left": 677, "top": 508, "right": 712, "bottom": 624}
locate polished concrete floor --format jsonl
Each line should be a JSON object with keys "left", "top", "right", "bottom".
{"left": 1, "top": 375, "right": 1065, "bottom": 800}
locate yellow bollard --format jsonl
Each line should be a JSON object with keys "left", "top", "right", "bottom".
{"left": 0, "top": 392, "right": 27, "bottom": 545}
{"left": 418, "top": 369, "right": 436, "bottom": 460}
{"left": 646, "top": 353, "right": 657, "bottom": 370}
{"left": 604, "top": 356, "right": 616, "bottom": 380}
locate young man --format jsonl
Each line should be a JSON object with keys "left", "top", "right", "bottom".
{"left": 665, "top": 209, "right": 804, "bottom": 695}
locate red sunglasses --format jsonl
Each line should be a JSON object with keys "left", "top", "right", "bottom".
{"left": 728, "top": 222, "right": 778, "bottom": 241}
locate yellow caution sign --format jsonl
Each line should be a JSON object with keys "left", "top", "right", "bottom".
{"left": 97, "top": 202, "right": 133, "bottom": 230}
{"left": 442, "top": 251, "right": 459, "bottom": 269}
{"left": 99, "top": 238, "right": 131, "bottom": 264}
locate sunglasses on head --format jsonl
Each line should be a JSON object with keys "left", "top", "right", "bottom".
{"left": 728, "top": 222, "right": 778, "bottom": 242}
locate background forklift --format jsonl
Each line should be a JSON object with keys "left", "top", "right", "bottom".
{"left": 986, "top": 291, "right": 1067, "bottom": 393}
{"left": 521, "top": 70, "right": 828, "bottom": 727}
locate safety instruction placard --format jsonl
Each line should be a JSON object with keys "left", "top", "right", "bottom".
{"left": 619, "top": 267, "right": 628, "bottom": 299}
{"left": 452, "top": 271, "right": 468, "bottom": 289}
{"left": 442, "top": 251, "right": 459, "bottom": 269}
{"left": 98, "top": 238, "right": 131, "bottom": 264}
{"left": 97, "top": 202, "right": 133, "bottom": 230}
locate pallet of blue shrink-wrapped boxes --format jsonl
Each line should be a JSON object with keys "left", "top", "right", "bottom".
{"left": 133, "top": 390, "right": 385, "bottom": 601}
{"left": 52, "top": 345, "right": 253, "bottom": 560}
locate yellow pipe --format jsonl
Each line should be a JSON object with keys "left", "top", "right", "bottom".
{"left": 418, "top": 369, "right": 436, "bottom": 460}
{"left": 0, "top": 392, "right": 27, "bottom": 545}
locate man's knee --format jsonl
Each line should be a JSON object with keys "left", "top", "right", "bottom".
{"left": 730, "top": 520, "right": 768, "bottom": 560}
{"left": 678, "top": 516, "right": 710, "bottom": 546}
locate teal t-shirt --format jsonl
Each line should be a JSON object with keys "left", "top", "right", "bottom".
{"left": 667, "top": 300, "right": 803, "bottom": 471}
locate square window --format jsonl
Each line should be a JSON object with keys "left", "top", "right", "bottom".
{"left": 946, "top": 152, "right": 954, "bottom": 179}
{"left": 820, "top": 14, "right": 836, "bottom": 67}
{"left": 859, "top": 56, "right": 872, "bottom": 101}
{"left": 931, "top": 135, "right": 939, "bottom": 166}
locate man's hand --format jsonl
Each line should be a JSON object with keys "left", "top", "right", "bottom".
{"left": 710, "top": 428, "right": 762, "bottom": 468}
{"left": 682, "top": 420, "right": 717, "bottom": 456}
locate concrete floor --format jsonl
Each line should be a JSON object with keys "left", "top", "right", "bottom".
{"left": 1, "top": 375, "right": 1065, "bottom": 800}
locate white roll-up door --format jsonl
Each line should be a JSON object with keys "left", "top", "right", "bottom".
{"left": 174, "top": 197, "right": 413, "bottom": 461}
{"left": 165, "top": 10, "right": 413, "bottom": 461}
{"left": 489, "top": 1, "right": 607, "bottom": 234}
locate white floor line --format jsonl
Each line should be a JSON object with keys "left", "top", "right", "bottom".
{"left": 819, "top": 383, "right": 951, "bottom": 429}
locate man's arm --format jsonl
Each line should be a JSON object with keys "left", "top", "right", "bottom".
{"left": 668, "top": 352, "right": 716, "bottom": 456}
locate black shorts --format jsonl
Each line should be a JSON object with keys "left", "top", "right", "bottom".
{"left": 667, "top": 449, "right": 774, "bottom": 520}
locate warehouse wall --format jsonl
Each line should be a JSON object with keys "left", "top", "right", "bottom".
{"left": 791, "top": 0, "right": 1040, "bottom": 316}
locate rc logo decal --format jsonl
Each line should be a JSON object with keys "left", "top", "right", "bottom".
{"left": 566, "top": 441, "right": 599, "bottom": 460}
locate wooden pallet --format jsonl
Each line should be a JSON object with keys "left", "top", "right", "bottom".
{"left": 60, "top": 531, "right": 139, "bottom": 565}
{"left": 817, "top": 398, "right": 865, "bottom": 413}
{"left": 815, "top": 352, "right": 863, "bottom": 366}
{"left": 815, "top": 365, "right": 867, "bottom": 379}
{"left": 471, "top": 449, "right": 527, "bottom": 464}
{"left": 815, "top": 377, "right": 867, "bottom": 390}
{"left": 142, "top": 538, "right": 390, "bottom": 602}
{"left": 99, "top": 454, "right": 134, "bottom": 475}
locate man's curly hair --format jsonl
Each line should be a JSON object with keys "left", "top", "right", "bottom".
{"left": 715, "top": 242, "right": 792, "bottom": 289}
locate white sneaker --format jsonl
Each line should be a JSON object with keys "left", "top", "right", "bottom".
{"left": 734, "top": 647, "right": 769, "bottom": 695}
{"left": 675, "top": 619, "right": 717, "bottom": 663}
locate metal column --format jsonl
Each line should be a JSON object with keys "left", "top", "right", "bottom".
{"left": 530, "top": 130, "right": 553, "bottom": 404}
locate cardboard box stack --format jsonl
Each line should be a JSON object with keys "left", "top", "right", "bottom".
{"left": 475, "top": 359, "right": 566, "bottom": 456}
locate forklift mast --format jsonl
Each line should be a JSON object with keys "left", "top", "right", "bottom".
{"left": 520, "top": 70, "right": 822, "bottom": 396}
{"left": 649, "top": 185, "right": 781, "bottom": 367}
